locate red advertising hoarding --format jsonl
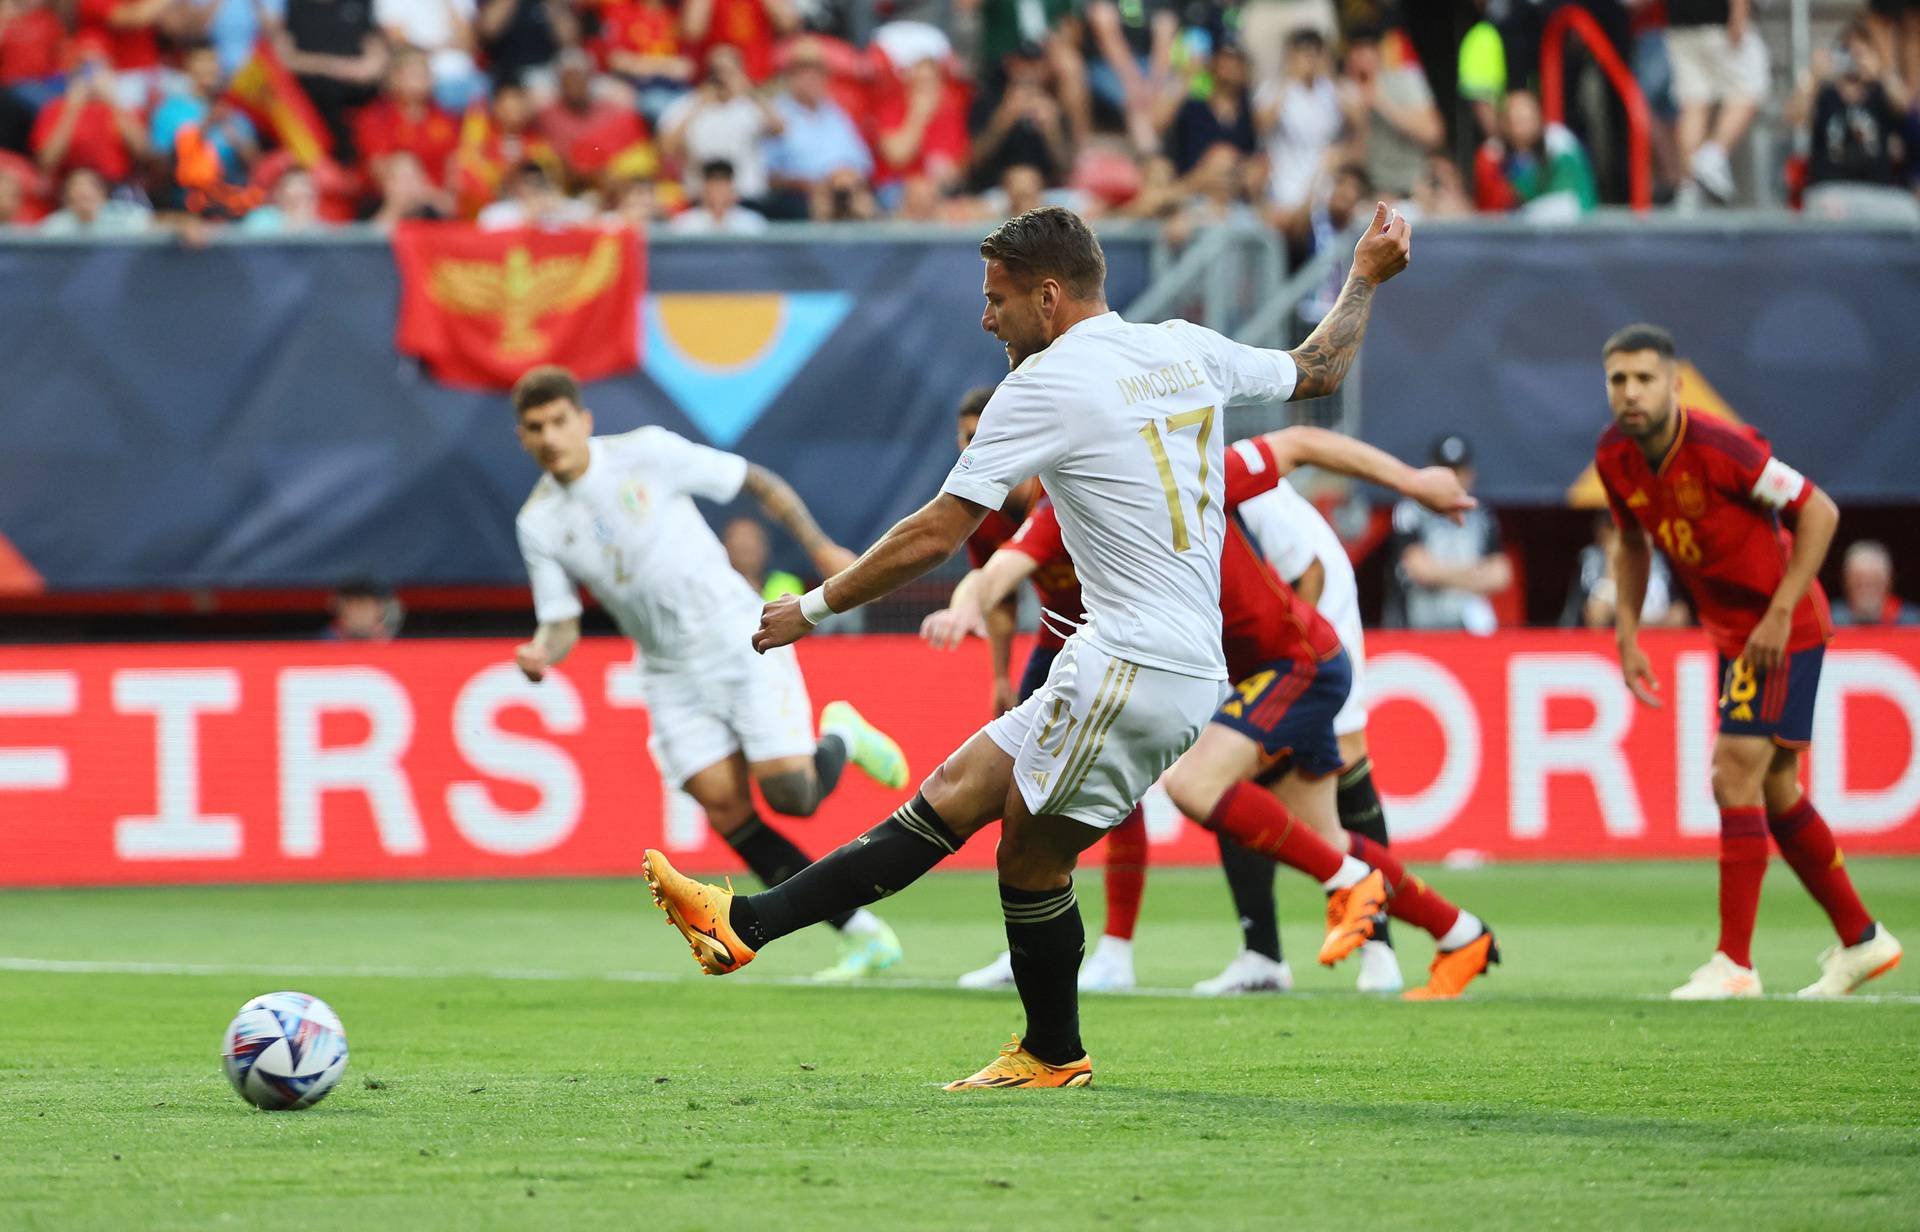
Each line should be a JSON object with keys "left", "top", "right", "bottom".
{"left": 2, "top": 631, "right": 1916, "bottom": 888}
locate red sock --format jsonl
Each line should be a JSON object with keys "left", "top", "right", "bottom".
{"left": 1769, "top": 796, "right": 1873, "bottom": 945}
{"left": 1717, "top": 807, "right": 1770, "bottom": 968}
{"left": 1348, "top": 834, "right": 1462, "bottom": 941}
{"left": 1203, "top": 781, "right": 1343, "bottom": 883}
{"left": 1101, "top": 805, "right": 1148, "bottom": 941}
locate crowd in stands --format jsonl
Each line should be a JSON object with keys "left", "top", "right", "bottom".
{"left": 0, "top": 0, "right": 1914, "bottom": 235}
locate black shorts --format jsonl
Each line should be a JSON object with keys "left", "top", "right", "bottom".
{"left": 1017, "top": 642, "right": 1060, "bottom": 703}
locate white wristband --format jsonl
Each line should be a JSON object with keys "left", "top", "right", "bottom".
{"left": 798, "top": 586, "right": 835, "bottom": 626}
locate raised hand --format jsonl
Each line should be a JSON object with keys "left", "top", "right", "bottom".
{"left": 1351, "top": 201, "right": 1411, "bottom": 286}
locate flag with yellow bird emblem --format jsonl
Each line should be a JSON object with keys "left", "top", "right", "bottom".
{"left": 393, "top": 223, "right": 644, "bottom": 389}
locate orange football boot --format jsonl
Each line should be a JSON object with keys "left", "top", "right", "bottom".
{"left": 1319, "top": 868, "right": 1387, "bottom": 966}
{"left": 943, "top": 1037, "right": 1094, "bottom": 1090}
{"left": 642, "top": 849, "right": 756, "bottom": 975}
{"left": 1404, "top": 929, "right": 1500, "bottom": 1001}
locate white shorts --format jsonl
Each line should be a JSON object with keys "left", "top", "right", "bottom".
{"left": 1666, "top": 26, "right": 1768, "bottom": 106}
{"left": 641, "top": 644, "right": 816, "bottom": 786}
{"left": 1333, "top": 645, "right": 1369, "bottom": 737}
{"left": 985, "top": 636, "right": 1223, "bottom": 829}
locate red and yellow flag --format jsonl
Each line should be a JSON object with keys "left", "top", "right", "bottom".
{"left": 393, "top": 223, "right": 645, "bottom": 390}
{"left": 226, "top": 39, "right": 332, "bottom": 168}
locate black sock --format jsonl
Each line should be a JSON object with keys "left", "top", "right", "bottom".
{"left": 729, "top": 792, "right": 962, "bottom": 949}
{"left": 814, "top": 733, "right": 848, "bottom": 797}
{"left": 1215, "top": 831, "right": 1282, "bottom": 962}
{"left": 1336, "top": 757, "right": 1393, "bottom": 948}
{"left": 720, "top": 814, "right": 854, "bottom": 930}
{"left": 1002, "top": 880, "right": 1085, "bottom": 1065}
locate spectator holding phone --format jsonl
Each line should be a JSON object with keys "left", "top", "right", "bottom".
{"left": 1788, "top": 18, "right": 1916, "bottom": 221}
{"left": 31, "top": 51, "right": 149, "bottom": 185}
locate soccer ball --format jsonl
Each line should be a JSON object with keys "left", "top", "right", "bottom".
{"left": 221, "top": 991, "right": 350, "bottom": 1111}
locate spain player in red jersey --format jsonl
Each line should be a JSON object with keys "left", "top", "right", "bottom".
{"left": 939, "top": 389, "right": 1152, "bottom": 993}
{"left": 931, "top": 427, "right": 1501, "bottom": 999}
{"left": 1596, "top": 323, "right": 1901, "bottom": 999}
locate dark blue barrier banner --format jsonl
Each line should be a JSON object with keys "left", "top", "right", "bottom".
{"left": 1360, "top": 224, "right": 1920, "bottom": 506}
{"left": 3, "top": 224, "right": 1913, "bottom": 592}
{"left": 0, "top": 230, "right": 1152, "bottom": 591}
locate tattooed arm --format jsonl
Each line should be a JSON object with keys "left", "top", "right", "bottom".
{"left": 742, "top": 464, "right": 856, "bottom": 577}
{"left": 1288, "top": 202, "right": 1412, "bottom": 402}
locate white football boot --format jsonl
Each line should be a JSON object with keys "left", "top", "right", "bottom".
{"left": 1798, "top": 925, "right": 1903, "bottom": 999}
{"left": 1192, "top": 949, "right": 1293, "bottom": 997}
{"left": 1355, "top": 940, "right": 1404, "bottom": 993}
{"left": 1077, "top": 935, "right": 1137, "bottom": 992}
{"left": 1670, "top": 951, "right": 1763, "bottom": 1000}
{"left": 957, "top": 950, "right": 1015, "bottom": 991}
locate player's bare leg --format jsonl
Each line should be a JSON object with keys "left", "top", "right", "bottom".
{"left": 946, "top": 794, "right": 1100, "bottom": 1090}
{"left": 1672, "top": 732, "right": 1774, "bottom": 999}
{"left": 1163, "top": 726, "right": 1385, "bottom": 967}
{"left": 645, "top": 732, "right": 1007, "bottom": 976}
{"left": 1760, "top": 747, "right": 1903, "bottom": 997}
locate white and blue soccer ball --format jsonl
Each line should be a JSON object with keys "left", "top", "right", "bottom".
{"left": 221, "top": 992, "right": 349, "bottom": 1111}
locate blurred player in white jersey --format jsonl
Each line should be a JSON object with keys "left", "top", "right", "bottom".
{"left": 1198, "top": 477, "right": 1404, "bottom": 995}
{"left": 508, "top": 367, "right": 912, "bottom": 982}
{"left": 642, "top": 204, "right": 1409, "bottom": 1088}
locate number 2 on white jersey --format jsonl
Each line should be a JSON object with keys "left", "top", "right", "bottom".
{"left": 1138, "top": 406, "right": 1215, "bottom": 551}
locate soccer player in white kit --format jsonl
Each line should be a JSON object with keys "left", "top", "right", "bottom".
{"left": 508, "top": 366, "right": 913, "bottom": 982}
{"left": 642, "top": 205, "right": 1410, "bottom": 1087}
{"left": 1200, "top": 474, "right": 1404, "bottom": 995}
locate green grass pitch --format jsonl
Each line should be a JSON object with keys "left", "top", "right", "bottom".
{"left": 3, "top": 860, "right": 1917, "bottom": 1231}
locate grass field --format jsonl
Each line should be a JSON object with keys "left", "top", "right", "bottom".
{"left": 3, "top": 859, "right": 1918, "bottom": 1231}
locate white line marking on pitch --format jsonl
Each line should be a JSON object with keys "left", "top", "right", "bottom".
{"left": 1, "top": 956, "right": 1916, "bottom": 1004}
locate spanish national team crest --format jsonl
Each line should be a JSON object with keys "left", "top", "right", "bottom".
{"left": 393, "top": 223, "right": 644, "bottom": 389}
{"left": 1674, "top": 469, "right": 1707, "bottom": 519}
{"left": 641, "top": 292, "right": 853, "bottom": 447}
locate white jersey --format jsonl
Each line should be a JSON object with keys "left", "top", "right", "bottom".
{"left": 942, "top": 312, "right": 1298, "bottom": 679}
{"left": 1237, "top": 476, "right": 1364, "bottom": 668}
{"left": 516, "top": 428, "right": 763, "bottom": 672}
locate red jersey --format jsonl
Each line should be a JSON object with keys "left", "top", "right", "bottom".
{"left": 966, "top": 507, "right": 1018, "bottom": 566}
{"left": 354, "top": 100, "right": 461, "bottom": 185}
{"left": 872, "top": 80, "right": 969, "bottom": 184}
{"left": 0, "top": 5, "right": 65, "bottom": 83}
{"left": 1007, "top": 436, "right": 1340, "bottom": 675}
{"left": 76, "top": 0, "right": 158, "bottom": 71}
{"left": 696, "top": 0, "right": 777, "bottom": 81}
{"left": 30, "top": 97, "right": 135, "bottom": 182}
{"left": 1595, "top": 409, "right": 1832, "bottom": 660}
{"left": 603, "top": 0, "right": 682, "bottom": 60}
{"left": 1220, "top": 436, "right": 1342, "bottom": 679}
{"left": 450, "top": 107, "right": 560, "bottom": 218}
{"left": 1000, "top": 496, "right": 1087, "bottom": 651}
{"left": 536, "top": 98, "right": 648, "bottom": 176}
